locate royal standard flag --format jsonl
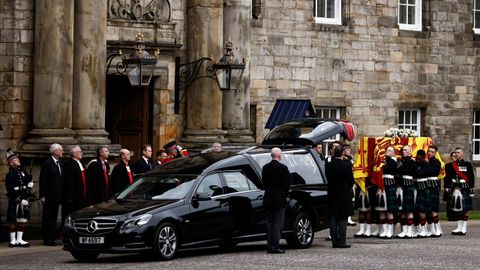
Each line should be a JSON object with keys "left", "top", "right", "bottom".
{"left": 352, "top": 137, "right": 445, "bottom": 192}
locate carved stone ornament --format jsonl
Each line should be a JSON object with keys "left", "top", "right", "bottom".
{"left": 108, "top": 0, "right": 171, "bottom": 22}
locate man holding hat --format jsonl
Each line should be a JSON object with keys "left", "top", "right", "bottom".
{"left": 5, "top": 149, "right": 33, "bottom": 247}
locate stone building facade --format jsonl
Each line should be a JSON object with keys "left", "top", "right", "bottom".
{"left": 1, "top": 0, "right": 479, "bottom": 219}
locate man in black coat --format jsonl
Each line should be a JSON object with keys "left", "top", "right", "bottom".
{"left": 262, "top": 147, "right": 291, "bottom": 254}
{"left": 326, "top": 145, "right": 354, "bottom": 248}
{"left": 86, "top": 145, "right": 111, "bottom": 205}
{"left": 62, "top": 145, "right": 87, "bottom": 225}
{"left": 39, "top": 143, "right": 64, "bottom": 246}
{"left": 133, "top": 144, "right": 153, "bottom": 176}
{"left": 111, "top": 149, "right": 134, "bottom": 194}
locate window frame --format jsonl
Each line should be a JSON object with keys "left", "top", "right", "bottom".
{"left": 473, "top": 109, "right": 480, "bottom": 161}
{"left": 316, "top": 107, "right": 341, "bottom": 156}
{"left": 398, "top": 108, "right": 422, "bottom": 135}
{"left": 314, "top": 0, "right": 342, "bottom": 25}
{"left": 398, "top": 0, "right": 422, "bottom": 31}
{"left": 474, "top": 0, "right": 480, "bottom": 34}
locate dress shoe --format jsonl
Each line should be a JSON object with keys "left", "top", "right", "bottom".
{"left": 334, "top": 244, "right": 351, "bottom": 248}
{"left": 325, "top": 236, "right": 332, "bottom": 241}
{"left": 267, "top": 249, "right": 285, "bottom": 254}
{"left": 8, "top": 243, "right": 17, "bottom": 248}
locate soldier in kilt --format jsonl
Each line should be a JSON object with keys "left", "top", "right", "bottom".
{"left": 377, "top": 146, "right": 399, "bottom": 239}
{"left": 413, "top": 150, "right": 431, "bottom": 238}
{"left": 444, "top": 147, "right": 475, "bottom": 235}
{"left": 5, "top": 150, "right": 33, "bottom": 247}
{"left": 396, "top": 145, "right": 416, "bottom": 238}
{"left": 426, "top": 145, "right": 442, "bottom": 237}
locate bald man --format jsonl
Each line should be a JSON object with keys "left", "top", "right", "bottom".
{"left": 262, "top": 147, "right": 291, "bottom": 254}
{"left": 111, "top": 149, "right": 134, "bottom": 195}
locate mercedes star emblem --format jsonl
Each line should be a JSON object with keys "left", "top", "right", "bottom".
{"left": 86, "top": 220, "right": 98, "bottom": 233}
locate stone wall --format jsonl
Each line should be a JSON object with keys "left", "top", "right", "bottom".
{"left": 0, "top": 0, "right": 34, "bottom": 195}
{"left": 250, "top": 0, "right": 480, "bottom": 172}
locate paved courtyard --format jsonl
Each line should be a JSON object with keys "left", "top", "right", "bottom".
{"left": 0, "top": 220, "right": 479, "bottom": 270}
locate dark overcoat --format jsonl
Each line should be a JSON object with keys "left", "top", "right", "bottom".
{"left": 326, "top": 158, "right": 354, "bottom": 219}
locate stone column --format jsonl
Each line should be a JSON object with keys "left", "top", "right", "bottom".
{"left": 183, "top": 0, "right": 227, "bottom": 143}
{"left": 27, "top": 0, "right": 76, "bottom": 144}
{"left": 72, "top": 0, "right": 110, "bottom": 144}
{"left": 223, "top": 0, "right": 254, "bottom": 142}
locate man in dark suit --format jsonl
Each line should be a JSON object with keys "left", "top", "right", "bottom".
{"left": 86, "top": 145, "right": 111, "bottom": 204}
{"left": 133, "top": 144, "right": 153, "bottom": 176}
{"left": 326, "top": 145, "right": 354, "bottom": 248}
{"left": 262, "top": 147, "right": 291, "bottom": 254}
{"left": 111, "top": 149, "right": 134, "bottom": 194}
{"left": 39, "top": 143, "right": 64, "bottom": 246}
{"left": 62, "top": 145, "right": 87, "bottom": 225}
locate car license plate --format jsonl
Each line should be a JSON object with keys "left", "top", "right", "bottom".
{"left": 79, "top": 237, "right": 104, "bottom": 244}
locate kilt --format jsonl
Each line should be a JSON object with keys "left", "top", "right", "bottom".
{"left": 402, "top": 186, "right": 416, "bottom": 212}
{"left": 385, "top": 185, "right": 399, "bottom": 212}
{"left": 428, "top": 187, "right": 440, "bottom": 212}
{"left": 450, "top": 188, "right": 473, "bottom": 212}
{"left": 355, "top": 190, "right": 371, "bottom": 211}
{"left": 6, "top": 201, "right": 17, "bottom": 222}
{"left": 415, "top": 188, "right": 432, "bottom": 213}
{"left": 6, "top": 200, "right": 30, "bottom": 222}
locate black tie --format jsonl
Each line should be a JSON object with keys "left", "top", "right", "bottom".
{"left": 56, "top": 161, "right": 62, "bottom": 176}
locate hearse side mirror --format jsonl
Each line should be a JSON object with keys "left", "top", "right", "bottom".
{"left": 195, "top": 192, "right": 212, "bottom": 201}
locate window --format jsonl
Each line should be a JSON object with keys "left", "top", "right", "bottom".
{"left": 314, "top": 0, "right": 342, "bottom": 25}
{"left": 398, "top": 109, "right": 421, "bottom": 135}
{"left": 474, "top": 0, "right": 480, "bottom": 34}
{"left": 316, "top": 107, "right": 341, "bottom": 156}
{"left": 398, "top": 0, "right": 422, "bottom": 31}
{"left": 473, "top": 110, "right": 480, "bottom": 160}
{"left": 223, "top": 172, "right": 254, "bottom": 193}
{"left": 251, "top": 150, "right": 325, "bottom": 185}
{"left": 197, "top": 174, "right": 223, "bottom": 197}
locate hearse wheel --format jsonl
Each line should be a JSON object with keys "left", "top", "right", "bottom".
{"left": 153, "top": 222, "right": 178, "bottom": 260}
{"left": 287, "top": 212, "right": 314, "bottom": 249}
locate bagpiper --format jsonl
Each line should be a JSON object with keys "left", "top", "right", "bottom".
{"left": 5, "top": 149, "right": 34, "bottom": 247}
{"left": 444, "top": 147, "right": 475, "bottom": 235}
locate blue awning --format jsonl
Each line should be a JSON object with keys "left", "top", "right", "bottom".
{"left": 265, "top": 99, "right": 315, "bottom": 129}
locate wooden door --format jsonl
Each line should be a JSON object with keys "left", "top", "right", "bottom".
{"left": 105, "top": 75, "right": 153, "bottom": 159}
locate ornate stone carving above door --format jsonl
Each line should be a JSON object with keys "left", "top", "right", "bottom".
{"left": 108, "top": 0, "right": 171, "bottom": 22}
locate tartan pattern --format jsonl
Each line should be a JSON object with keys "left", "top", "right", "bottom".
{"left": 355, "top": 190, "right": 371, "bottom": 211}
{"left": 429, "top": 187, "right": 440, "bottom": 212}
{"left": 450, "top": 189, "right": 473, "bottom": 212}
{"left": 385, "top": 185, "right": 399, "bottom": 212}
{"left": 415, "top": 188, "right": 432, "bottom": 213}
{"left": 402, "top": 186, "right": 416, "bottom": 212}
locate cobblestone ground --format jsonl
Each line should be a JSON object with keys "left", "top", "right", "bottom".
{"left": 0, "top": 220, "right": 479, "bottom": 270}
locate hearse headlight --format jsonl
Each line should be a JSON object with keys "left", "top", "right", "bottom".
{"left": 64, "top": 215, "right": 73, "bottom": 229}
{"left": 121, "top": 214, "right": 152, "bottom": 230}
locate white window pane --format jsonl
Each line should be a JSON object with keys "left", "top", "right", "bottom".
{"left": 408, "top": 0, "right": 415, "bottom": 4}
{"left": 327, "top": 0, "right": 335, "bottom": 18}
{"left": 319, "top": 0, "right": 326, "bottom": 17}
{"left": 399, "top": 5, "right": 407, "bottom": 24}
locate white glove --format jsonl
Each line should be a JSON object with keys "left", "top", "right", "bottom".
{"left": 27, "top": 182, "right": 34, "bottom": 188}
{"left": 469, "top": 194, "right": 475, "bottom": 198}
{"left": 21, "top": 199, "right": 29, "bottom": 206}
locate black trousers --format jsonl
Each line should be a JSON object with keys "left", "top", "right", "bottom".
{"left": 266, "top": 207, "right": 285, "bottom": 251}
{"left": 42, "top": 201, "right": 59, "bottom": 242}
{"left": 329, "top": 215, "right": 348, "bottom": 247}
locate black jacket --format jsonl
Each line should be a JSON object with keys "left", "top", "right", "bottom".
{"left": 86, "top": 158, "right": 111, "bottom": 205}
{"left": 444, "top": 159, "right": 475, "bottom": 189}
{"left": 111, "top": 161, "right": 133, "bottom": 195}
{"left": 62, "top": 158, "right": 87, "bottom": 209}
{"left": 39, "top": 157, "right": 63, "bottom": 203}
{"left": 326, "top": 158, "right": 354, "bottom": 219}
{"left": 133, "top": 157, "right": 153, "bottom": 176}
{"left": 262, "top": 160, "right": 291, "bottom": 208}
